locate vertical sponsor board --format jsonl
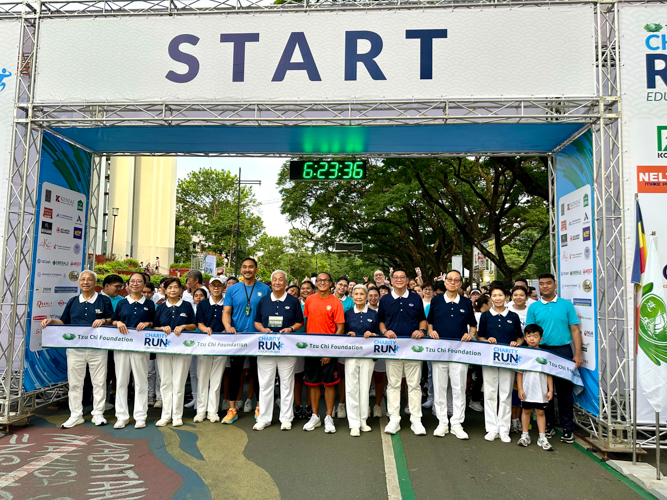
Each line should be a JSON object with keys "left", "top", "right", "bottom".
{"left": 25, "top": 132, "right": 91, "bottom": 391}
{"left": 556, "top": 130, "right": 599, "bottom": 416}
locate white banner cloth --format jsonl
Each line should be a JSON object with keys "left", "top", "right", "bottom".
{"left": 43, "top": 326, "right": 583, "bottom": 389}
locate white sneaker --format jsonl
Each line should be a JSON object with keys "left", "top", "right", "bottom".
{"left": 134, "top": 420, "right": 146, "bottom": 429}
{"left": 468, "top": 401, "right": 484, "bottom": 412}
{"left": 222, "top": 399, "right": 230, "bottom": 411}
{"left": 485, "top": 432, "right": 498, "bottom": 442}
{"left": 350, "top": 428, "right": 361, "bottom": 437}
{"left": 360, "top": 422, "right": 372, "bottom": 433}
{"left": 384, "top": 420, "right": 401, "bottom": 435}
{"left": 156, "top": 418, "right": 171, "bottom": 427}
{"left": 172, "top": 418, "right": 183, "bottom": 427}
{"left": 422, "top": 398, "right": 433, "bottom": 409}
{"left": 184, "top": 400, "right": 195, "bottom": 409}
{"left": 92, "top": 415, "right": 107, "bottom": 426}
{"left": 373, "top": 405, "right": 383, "bottom": 418}
{"left": 451, "top": 425, "right": 469, "bottom": 440}
{"left": 411, "top": 421, "right": 426, "bottom": 436}
{"left": 104, "top": 402, "right": 114, "bottom": 411}
{"left": 434, "top": 424, "right": 448, "bottom": 437}
{"left": 337, "top": 404, "right": 347, "bottom": 419}
{"left": 500, "top": 434, "right": 512, "bottom": 443}
{"left": 235, "top": 400, "right": 242, "bottom": 410}
{"left": 281, "top": 421, "right": 292, "bottom": 431}
{"left": 537, "top": 436, "right": 554, "bottom": 451}
{"left": 154, "top": 399, "right": 163, "bottom": 409}
{"left": 61, "top": 416, "right": 84, "bottom": 429}
{"left": 243, "top": 399, "right": 252, "bottom": 413}
{"left": 253, "top": 421, "right": 271, "bottom": 431}
{"left": 193, "top": 413, "right": 206, "bottom": 423}
{"left": 303, "top": 414, "right": 321, "bottom": 431}
{"left": 324, "top": 415, "right": 336, "bottom": 434}
{"left": 404, "top": 406, "right": 411, "bottom": 415}
{"left": 114, "top": 419, "right": 127, "bottom": 429}
{"left": 207, "top": 412, "right": 220, "bottom": 423}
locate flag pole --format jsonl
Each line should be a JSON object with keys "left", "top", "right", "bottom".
{"left": 656, "top": 411, "right": 661, "bottom": 480}
{"left": 632, "top": 202, "right": 643, "bottom": 465}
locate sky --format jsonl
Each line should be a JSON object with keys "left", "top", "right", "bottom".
{"left": 177, "top": 156, "right": 292, "bottom": 237}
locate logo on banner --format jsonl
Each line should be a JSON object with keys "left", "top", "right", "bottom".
{"left": 77, "top": 200, "right": 83, "bottom": 211}
{"left": 492, "top": 346, "right": 521, "bottom": 367}
{"left": 144, "top": 332, "right": 171, "bottom": 349}
{"left": 53, "top": 260, "right": 68, "bottom": 267}
{"left": 560, "top": 203, "right": 565, "bottom": 216}
{"left": 583, "top": 226, "right": 591, "bottom": 241}
{"left": 560, "top": 234, "right": 568, "bottom": 247}
{"left": 583, "top": 268, "right": 593, "bottom": 275}
{"left": 62, "top": 333, "right": 76, "bottom": 341}
{"left": 55, "top": 286, "right": 78, "bottom": 293}
{"left": 584, "top": 213, "right": 590, "bottom": 222}
{"left": 374, "top": 339, "right": 399, "bottom": 356}
{"left": 55, "top": 195, "right": 75, "bottom": 207}
{"left": 38, "top": 238, "right": 53, "bottom": 250}
{"left": 258, "top": 336, "right": 283, "bottom": 353}
{"left": 569, "top": 218, "right": 581, "bottom": 226}
{"left": 296, "top": 342, "right": 308, "bottom": 349}
{"left": 75, "top": 215, "right": 83, "bottom": 225}
{"left": 560, "top": 220, "right": 567, "bottom": 231}
{"left": 573, "top": 298, "right": 592, "bottom": 307}
{"left": 70, "top": 261, "right": 81, "bottom": 266}
{"left": 73, "top": 243, "right": 81, "bottom": 255}
{"left": 0, "top": 68, "right": 11, "bottom": 92}
{"left": 37, "top": 301, "right": 52, "bottom": 308}
{"left": 583, "top": 330, "right": 594, "bottom": 338}
{"left": 56, "top": 213, "right": 72, "bottom": 221}
{"left": 567, "top": 200, "right": 581, "bottom": 211}
{"left": 584, "top": 246, "right": 591, "bottom": 260}
{"left": 56, "top": 227, "right": 70, "bottom": 235}
{"left": 583, "top": 194, "right": 589, "bottom": 207}
{"left": 43, "top": 207, "right": 53, "bottom": 219}
{"left": 582, "top": 280, "right": 592, "bottom": 293}
{"left": 637, "top": 166, "right": 667, "bottom": 192}
{"left": 44, "top": 189, "right": 52, "bottom": 203}
{"left": 658, "top": 126, "right": 667, "bottom": 153}
{"left": 73, "top": 228, "right": 83, "bottom": 240}
{"left": 57, "top": 300, "right": 66, "bottom": 307}
{"left": 411, "top": 345, "right": 425, "bottom": 353}
{"left": 41, "top": 221, "right": 52, "bottom": 235}
{"left": 570, "top": 234, "right": 580, "bottom": 242}
{"left": 68, "top": 270, "right": 79, "bottom": 281}
{"left": 37, "top": 259, "right": 51, "bottom": 265}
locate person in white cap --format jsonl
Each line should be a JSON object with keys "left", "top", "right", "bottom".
{"left": 194, "top": 276, "right": 228, "bottom": 423}
{"left": 41, "top": 270, "right": 113, "bottom": 428}
{"left": 253, "top": 270, "right": 303, "bottom": 431}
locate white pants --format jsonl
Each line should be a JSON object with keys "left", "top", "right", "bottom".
{"left": 148, "top": 358, "right": 161, "bottom": 399}
{"left": 257, "top": 357, "right": 296, "bottom": 425}
{"left": 345, "top": 358, "right": 375, "bottom": 429}
{"left": 196, "top": 356, "right": 227, "bottom": 416}
{"left": 67, "top": 348, "right": 107, "bottom": 420}
{"left": 482, "top": 366, "right": 514, "bottom": 436}
{"left": 386, "top": 359, "right": 422, "bottom": 423}
{"left": 432, "top": 362, "right": 467, "bottom": 427}
{"left": 114, "top": 351, "right": 150, "bottom": 422}
{"left": 156, "top": 354, "right": 191, "bottom": 421}
{"left": 188, "top": 356, "right": 198, "bottom": 399}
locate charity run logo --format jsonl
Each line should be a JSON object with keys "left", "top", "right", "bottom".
{"left": 144, "top": 331, "right": 171, "bottom": 350}
{"left": 258, "top": 335, "right": 284, "bottom": 354}
{"left": 374, "top": 339, "right": 399, "bottom": 356}
{"left": 492, "top": 346, "right": 522, "bottom": 367}
{"left": 638, "top": 281, "right": 667, "bottom": 365}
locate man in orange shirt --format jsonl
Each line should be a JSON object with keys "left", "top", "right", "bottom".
{"left": 302, "top": 272, "right": 345, "bottom": 433}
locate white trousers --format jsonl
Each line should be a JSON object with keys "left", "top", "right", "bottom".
{"left": 482, "top": 366, "right": 515, "bottom": 435}
{"left": 67, "top": 348, "right": 107, "bottom": 420}
{"left": 196, "top": 356, "right": 227, "bottom": 415}
{"left": 432, "top": 362, "right": 468, "bottom": 427}
{"left": 148, "top": 358, "right": 161, "bottom": 399}
{"left": 345, "top": 358, "right": 375, "bottom": 429}
{"left": 386, "top": 359, "right": 422, "bottom": 423}
{"left": 114, "top": 351, "right": 150, "bottom": 422}
{"left": 156, "top": 354, "right": 191, "bottom": 421}
{"left": 257, "top": 357, "right": 296, "bottom": 425}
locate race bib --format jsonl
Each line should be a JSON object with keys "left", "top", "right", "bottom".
{"left": 268, "top": 316, "right": 283, "bottom": 328}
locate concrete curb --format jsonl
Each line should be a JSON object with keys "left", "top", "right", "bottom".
{"left": 607, "top": 460, "right": 667, "bottom": 499}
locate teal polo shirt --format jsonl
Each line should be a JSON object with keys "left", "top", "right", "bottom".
{"left": 525, "top": 296, "right": 579, "bottom": 346}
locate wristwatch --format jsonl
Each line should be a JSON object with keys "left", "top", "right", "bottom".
{"left": 420, "top": 328, "right": 427, "bottom": 335}
{"left": 290, "top": 326, "right": 294, "bottom": 332}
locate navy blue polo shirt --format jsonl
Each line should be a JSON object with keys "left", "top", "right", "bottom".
{"left": 196, "top": 297, "right": 226, "bottom": 333}
{"left": 345, "top": 306, "right": 379, "bottom": 336}
{"left": 60, "top": 293, "right": 113, "bottom": 326}
{"left": 111, "top": 297, "right": 155, "bottom": 329}
{"left": 427, "top": 293, "right": 476, "bottom": 339}
{"left": 154, "top": 299, "right": 196, "bottom": 330}
{"left": 254, "top": 293, "right": 304, "bottom": 332}
{"left": 377, "top": 290, "right": 426, "bottom": 337}
{"left": 478, "top": 309, "right": 523, "bottom": 345}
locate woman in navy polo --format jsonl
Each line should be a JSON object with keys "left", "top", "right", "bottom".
{"left": 253, "top": 270, "right": 303, "bottom": 431}
{"left": 40, "top": 270, "right": 113, "bottom": 429}
{"left": 111, "top": 272, "right": 155, "bottom": 429}
{"left": 477, "top": 284, "right": 523, "bottom": 443}
{"left": 344, "top": 284, "right": 378, "bottom": 437}
{"left": 153, "top": 277, "right": 197, "bottom": 427}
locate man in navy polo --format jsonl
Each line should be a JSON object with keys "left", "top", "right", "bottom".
{"left": 427, "top": 269, "right": 477, "bottom": 439}
{"left": 41, "top": 270, "right": 113, "bottom": 429}
{"left": 378, "top": 268, "right": 427, "bottom": 436}
{"left": 253, "top": 269, "right": 304, "bottom": 431}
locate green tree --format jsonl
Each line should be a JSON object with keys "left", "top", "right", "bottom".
{"left": 174, "top": 225, "right": 193, "bottom": 263}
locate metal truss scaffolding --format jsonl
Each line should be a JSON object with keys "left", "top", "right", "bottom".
{"left": 0, "top": 0, "right": 633, "bottom": 455}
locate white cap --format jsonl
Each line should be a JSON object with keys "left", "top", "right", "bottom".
{"left": 209, "top": 276, "right": 226, "bottom": 285}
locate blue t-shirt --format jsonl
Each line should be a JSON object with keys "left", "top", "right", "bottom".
{"left": 427, "top": 294, "right": 476, "bottom": 339}
{"left": 294, "top": 303, "right": 306, "bottom": 334}
{"left": 111, "top": 297, "right": 156, "bottom": 328}
{"left": 195, "top": 298, "right": 226, "bottom": 333}
{"left": 154, "top": 300, "right": 196, "bottom": 330}
{"left": 377, "top": 291, "right": 426, "bottom": 337}
{"left": 345, "top": 307, "right": 379, "bottom": 337}
{"left": 477, "top": 309, "right": 523, "bottom": 345}
{"left": 223, "top": 281, "right": 272, "bottom": 332}
{"left": 61, "top": 293, "right": 113, "bottom": 326}
{"left": 526, "top": 297, "right": 579, "bottom": 346}
{"left": 339, "top": 295, "right": 354, "bottom": 312}
{"left": 101, "top": 292, "right": 124, "bottom": 312}
{"left": 254, "top": 293, "right": 304, "bottom": 332}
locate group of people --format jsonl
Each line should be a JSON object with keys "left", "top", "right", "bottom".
{"left": 41, "top": 260, "right": 583, "bottom": 451}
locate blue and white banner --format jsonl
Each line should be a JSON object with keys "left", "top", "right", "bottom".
{"left": 43, "top": 325, "right": 584, "bottom": 389}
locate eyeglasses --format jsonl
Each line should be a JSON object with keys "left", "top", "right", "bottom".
{"left": 445, "top": 278, "right": 462, "bottom": 283}
{"left": 392, "top": 275, "right": 407, "bottom": 280}
{"left": 128, "top": 280, "right": 144, "bottom": 285}
{"left": 316, "top": 279, "right": 331, "bottom": 283}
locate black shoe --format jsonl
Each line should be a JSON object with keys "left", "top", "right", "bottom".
{"left": 545, "top": 425, "right": 555, "bottom": 439}
{"left": 560, "top": 430, "right": 574, "bottom": 443}
{"left": 294, "top": 405, "right": 304, "bottom": 420}
{"left": 305, "top": 405, "right": 313, "bottom": 420}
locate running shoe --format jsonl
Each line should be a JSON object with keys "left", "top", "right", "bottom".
{"left": 305, "top": 405, "right": 313, "bottom": 420}
{"left": 294, "top": 405, "right": 304, "bottom": 420}
{"left": 244, "top": 399, "right": 252, "bottom": 413}
{"left": 337, "top": 404, "right": 347, "bottom": 419}
{"left": 433, "top": 424, "right": 448, "bottom": 437}
{"left": 222, "top": 408, "right": 239, "bottom": 424}
{"left": 193, "top": 413, "right": 206, "bottom": 423}
{"left": 538, "top": 436, "right": 554, "bottom": 451}
{"left": 303, "top": 414, "right": 321, "bottom": 431}
{"left": 517, "top": 434, "right": 531, "bottom": 447}
{"left": 113, "top": 419, "right": 127, "bottom": 429}
{"left": 560, "top": 430, "right": 574, "bottom": 443}
{"left": 422, "top": 398, "right": 433, "bottom": 409}
{"left": 222, "top": 399, "right": 230, "bottom": 411}
{"left": 450, "top": 425, "right": 469, "bottom": 440}
{"left": 184, "top": 400, "right": 196, "bottom": 409}
{"left": 411, "top": 421, "right": 426, "bottom": 436}
{"left": 92, "top": 415, "right": 107, "bottom": 426}
{"left": 468, "top": 401, "right": 483, "bottom": 412}
{"left": 484, "top": 432, "right": 498, "bottom": 442}
{"left": 373, "top": 405, "right": 383, "bottom": 418}
{"left": 324, "top": 415, "right": 336, "bottom": 434}
{"left": 545, "top": 425, "right": 555, "bottom": 439}
{"left": 61, "top": 416, "right": 84, "bottom": 429}
{"left": 154, "top": 399, "right": 163, "bottom": 409}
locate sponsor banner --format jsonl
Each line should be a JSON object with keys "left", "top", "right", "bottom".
{"left": 43, "top": 326, "right": 584, "bottom": 389}
{"left": 35, "top": 6, "right": 595, "bottom": 103}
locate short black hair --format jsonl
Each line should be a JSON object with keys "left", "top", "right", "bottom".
{"left": 488, "top": 284, "right": 507, "bottom": 296}
{"left": 287, "top": 284, "right": 300, "bottom": 292}
{"left": 475, "top": 294, "right": 491, "bottom": 311}
{"left": 127, "top": 272, "right": 147, "bottom": 285}
{"left": 103, "top": 274, "right": 124, "bottom": 286}
{"left": 241, "top": 257, "right": 258, "bottom": 268}
{"left": 144, "top": 282, "right": 156, "bottom": 292}
{"left": 391, "top": 268, "right": 408, "bottom": 278}
{"left": 524, "top": 324, "right": 543, "bottom": 337}
{"left": 446, "top": 269, "right": 462, "bottom": 279}
{"left": 317, "top": 272, "right": 333, "bottom": 283}
{"left": 159, "top": 276, "right": 169, "bottom": 286}
{"left": 510, "top": 285, "right": 528, "bottom": 297}
{"left": 300, "top": 280, "right": 314, "bottom": 290}
{"left": 367, "top": 283, "right": 377, "bottom": 289}
{"left": 336, "top": 276, "right": 349, "bottom": 285}
{"left": 538, "top": 273, "right": 556, "bottom": 282}
{"left": 227, "top": 276, "right": 239, "bottom": 283}
{"left": 528, "top": 286, "right": 536, "bottom": 293}
{"left": 311, "top": 272, "right": 318, "bottom": 278}
{"left": 378, "top": 285, "right": 391, "bottom": 293}
{"left": 186, "top": 269, "right": 204, "bottom": 284}
{"left": 162, "top": 277, "right": 184, "bottom": 290}
{"left": 514, "top": 277, "right": 529, "bottom": 285}
{"left": 193, "top": 288, "right": 208, "bottom": 299}
{"left": 433, "top": 281, "right": 447, "bottom": 292}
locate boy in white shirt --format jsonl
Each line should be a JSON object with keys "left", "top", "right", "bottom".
{"left": 516, "top": 323, "right": 554, "bottom": 451}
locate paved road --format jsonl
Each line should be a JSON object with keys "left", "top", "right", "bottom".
{"left": 0, "top": 396, "right": 652, "bottom": 499}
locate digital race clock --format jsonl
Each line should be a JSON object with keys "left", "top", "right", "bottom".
{"left": 289, "top": 160, "right": 367, "bottom": 181}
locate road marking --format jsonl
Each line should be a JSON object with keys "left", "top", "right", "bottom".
{"left": 0, "top": 434, "right": 97, "bottom": 489}
{"left": 379, "top": 417, "right": 401, "bottom": 499}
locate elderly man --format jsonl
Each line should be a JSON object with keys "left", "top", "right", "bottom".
{"left": 183, "top": 269, "right": 208, "bottom": 303}
{"left": 41, "top": 270, "right": 113, "bottom": 428}
{"left": 253, "top": 270, "right": 304, "bottom": 431}
{"left": 373, "top": 269, "right": 387, "bottom": 288}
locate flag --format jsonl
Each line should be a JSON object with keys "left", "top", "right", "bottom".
{"left": 631, "top": 200, "right": 646, "bottom": 285}
{"left": 637, "top": 235, "right": 667, "bottom": 412}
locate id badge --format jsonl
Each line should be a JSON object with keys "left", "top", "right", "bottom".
{"left": 245, "top": 306, "right": 251, "bottom": 317}
{"left": 268, "top": 316, "right": 283, "bottom": 328}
